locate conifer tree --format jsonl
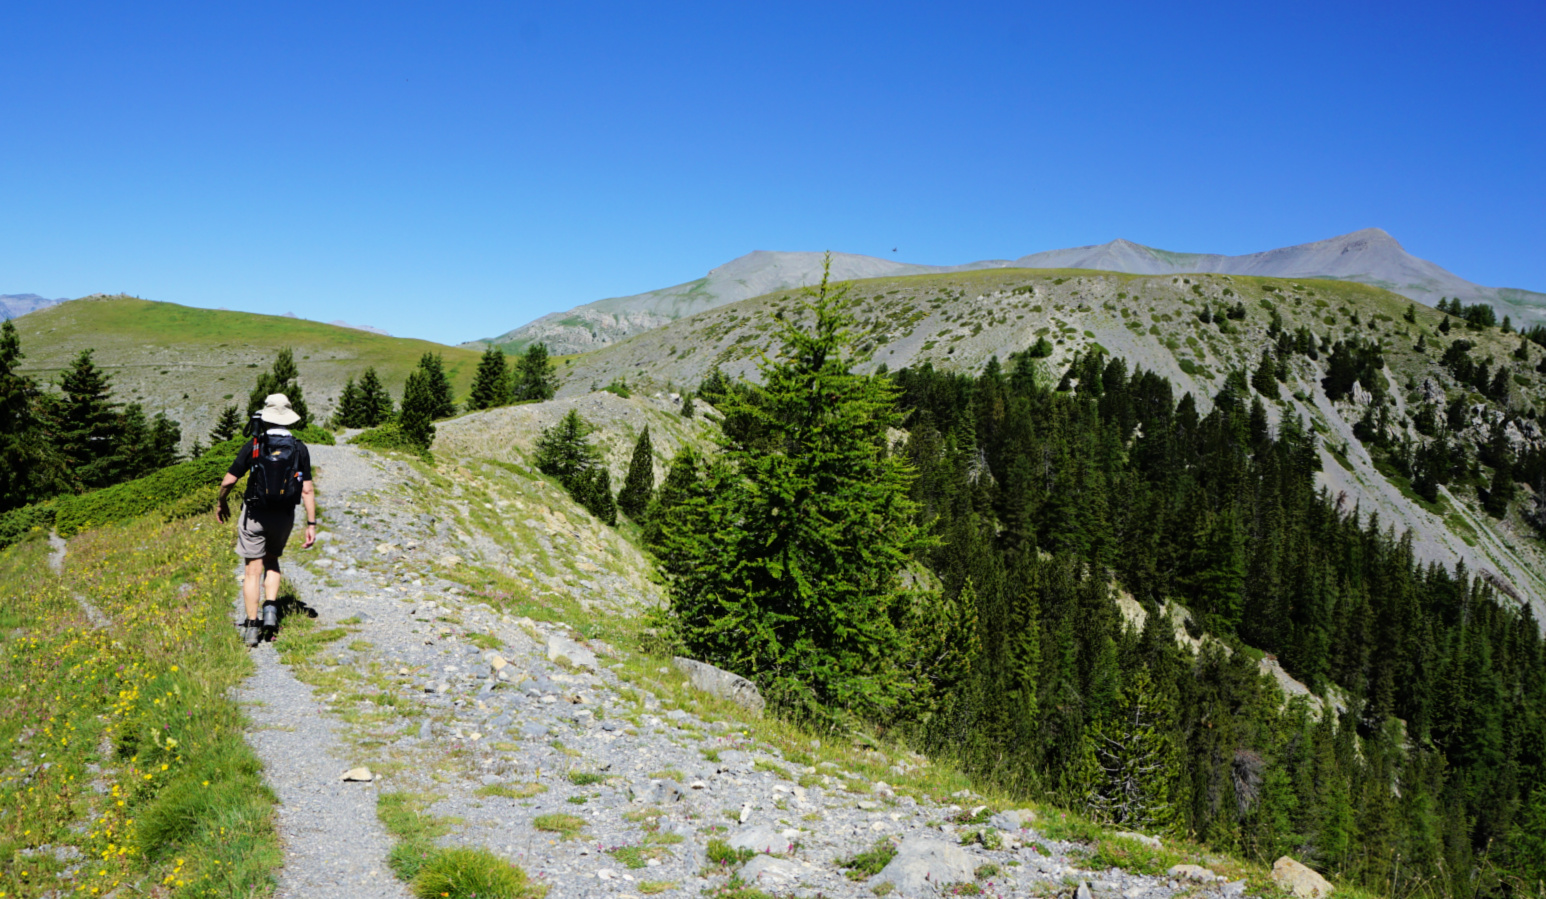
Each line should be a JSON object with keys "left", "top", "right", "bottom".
{"left": 512, "top": 342, "right": 559, "bottom": 402}
{"left": 643, "top": 445, "right": 701, "bottom": 550}
{"left": 0, "top": 319, "right": 65, "bottom": 510}
{"left": 108, "top": 403, "right": 150, "bottom": 485}
{"left": 333, "top": 377, "right": 362, "bottom": 427}
{"left": 150, "top": 411, "right": 182, "bottom": 466}
{"left": 467, "top": 345, "right": 511, "bottom": 411}
{"left": 56, "top": 348, "right": 122, "bottom": 489}
{"left": 356, "top": 367, "right": 393, "bottom": 426}
{"left": 577, "top": 467, "right": 618, "bottom": 526}
{"left": 209, "top": 404, "right": 241, "bottom": 442}
{"left": 658, "top": 256, "right": 923, "bottom": 725}
{"left": 1070, "top": 667, "right": 1181, "bottom": 832}
{"left": 397, "top": 369, "right": 437, "bottom": 451}
{"left": 534, "top": 409, "right": 601, "bottom": 484}
{"left": 246, "top": 347, "right": 309, "bottom": 426}
{"left": 616, "top": 426, "right": 655, "bottom": 521}
{"left": 680, "top": 392, "right": 695, "bottom": 418}
{"left": 1251, "top": 349, "right": 1279, "bottom": 398}
{"left": 414, "top": 353, "right": 456, "bottom": 419}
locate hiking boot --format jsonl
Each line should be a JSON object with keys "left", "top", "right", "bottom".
{"left": 261, "top": 602, "right": 279, "bottom": 630}
{"left": 240, "top": 620, "right": 261, "bottom": 648}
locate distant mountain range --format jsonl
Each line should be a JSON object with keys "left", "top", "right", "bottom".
{"left": 0, "top": 294, "right": 68, "bottom": 320}
{"left": 480, "top": 229, "right": 1546, "bottom": 355}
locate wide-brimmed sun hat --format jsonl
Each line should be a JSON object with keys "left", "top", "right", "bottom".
{"left": 259, "top": 394, "right": 302, "bottom": 426}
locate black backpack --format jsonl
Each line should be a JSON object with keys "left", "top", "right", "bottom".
{"left": 243, "top": 432, "right": 304, "bottom": 513}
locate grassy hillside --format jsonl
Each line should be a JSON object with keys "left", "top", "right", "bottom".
{"left": 554, "top": 267, "right": 1546, "bottom": 621}
{"left": 13, "top": 295, "right": 486, "bottom": 446}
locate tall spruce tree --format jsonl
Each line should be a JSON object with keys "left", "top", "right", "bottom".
{"left": 333, "top": 376, "right": 363, "bottom": 428}
{"left": 0, "top": 319, "right": 65, "bottom": 510}
{"left": 413, "top": 352, "right": 456, "bottom": 419}
{"left": 657, "top": 256, "right": 922, "bottom": 725}
{"left": 467, "top": 345, "right": 511, "bottom": 411}
{"left": 209, "top": 404, "right": 242, "bottom": 443}
{"left": 397, "top": 369, "right": 437, "bottom": 451}
{"left": 356, "top": 367, "right": 393, "bottom": 426}
{"left": 643, "top": 445, "right": 701, "bottom": 550}
{"left": 616, "top": 425, "right": 655, "bottom": 520}
{"left": 150, "top": 411, "right": 182, "bottom": 466}
{"left": 246, "top": 347, "right": 309, "bottom": 426}
{"left": 56, "top": 348, "right": 122, "bottom": 489}
{"left": 511, "top": 342, "right": 558, "bottom": 402}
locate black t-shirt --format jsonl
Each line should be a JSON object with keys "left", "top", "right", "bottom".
{"left": 228, "top": 432, "right": 313, "bottom": 483}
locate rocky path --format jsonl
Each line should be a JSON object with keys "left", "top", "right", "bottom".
{"left": 235, "top": 645, "right": 412, "bottom": 899}
{"left": 234, "top": 442, "right": 1254, "bottom": 899}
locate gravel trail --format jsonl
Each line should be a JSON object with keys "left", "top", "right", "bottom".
{"left": 228, "top": 440, "right": 1253, "bottom": 899}
{"left": 236, "top": 649, "right": 411, "bottom": 899}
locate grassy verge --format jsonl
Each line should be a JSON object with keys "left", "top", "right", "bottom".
{"left": 377, "top": 792, "right": 545, "bottom": 899}
{"left": 0, "top": 514, "right": 280, "bottom": 898}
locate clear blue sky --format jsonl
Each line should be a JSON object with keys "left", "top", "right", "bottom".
{"left": 3, "top": 1, "right": 1542, "bottom": 345}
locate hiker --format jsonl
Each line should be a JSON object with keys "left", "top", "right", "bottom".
{"left": 216, "top": 394, "right": 316, "bottom": 647}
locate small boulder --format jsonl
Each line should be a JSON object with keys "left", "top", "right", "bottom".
{"left": 1273, "top": 856, "right": 1334, "bottom": 899}
{"left": 989, "top": 809, "right": 1035, "bottom": 832}
{"left": 672, "top": 657, "right": 765, "bottom": 715}
{"left": 739, "top": 855, "right": 804, "bottom": 886}
{"left": 871, "top": 834, "right": 978, "bottom": 897}
{"left": 1168, "top": 864, "right": 1217, "bottom": 883}
{"left": 341, "top": 767, "right": 374, "bottom": 782}
{"left": 1113, "top": 830, "right": 1161, "bottom": 849}
{"left": 635, "top": 779, "right": 686, "bottom": 805}
{"left": 728, "top": 824, "right": 791, "bottom": 855}
{"left": 546, "top": 634, "right": 598, "bottom": 671}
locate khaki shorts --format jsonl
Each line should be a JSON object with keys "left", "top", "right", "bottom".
{"left": 235, "top": 507, "right": 295, "bottom": 559}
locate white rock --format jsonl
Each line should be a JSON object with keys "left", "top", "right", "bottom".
{"left": 672, "top": 656, "right": 766, "bottom": 715}
{"left": 989, "top": 809, "right": 1036, "bottom": 832}
{"left": 1168, "top": 864, "right": 1217, "bottom": 883}
{"left": 547, "top": 634, "right": 598, "bottom": 670}
{"left": 871, "top": 834, "right": 978, "bottom": 897}
{"left": 341, "top": 767, "right": 374, "bottom": 782}
{"left": 729, "top": 824, "right": 791, "bottom": 855}
{"left": 1114, "top": 830, "right": 1161, "bottom": 849}
{"left": 1273, "top": 856, "right": 1334, "bottom": 899}
{"left": 739, "top": 855, "right": 804, "bottom": 886}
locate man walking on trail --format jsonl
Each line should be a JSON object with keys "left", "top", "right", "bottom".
{"left": 216, "top": 394, "right": 316, "bottom": 647}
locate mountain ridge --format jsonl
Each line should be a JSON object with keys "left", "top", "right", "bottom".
{"left": 482, "top": 229, "right": 1546, "bottom": 355}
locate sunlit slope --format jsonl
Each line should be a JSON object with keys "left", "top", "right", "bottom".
{"left": 557, "top": 267, "right": 1546, "bottom": 622}
{"left": 13, "top": 295, "right": 485, "bottom": 444}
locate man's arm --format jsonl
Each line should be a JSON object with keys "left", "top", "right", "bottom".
{"left": 301, "top": 480, "right": 317, "bottom": 549}
{"left": 216, "top": 473, "right": 239, "bottom": 523}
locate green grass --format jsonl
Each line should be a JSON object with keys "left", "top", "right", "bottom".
{"left": 378, "top": 791, "right": 453, "bottom": 881}
{"left": 567, "top": 771, "right": 607, "bottom": 786}
{"left": 532, "top": 813, "right": 586, "bottom": 839}
{"left": 838, "top": 840, "right": 898, "bottom": 880}
{"left": 0, "top": 510, "right": 282, "bottom": 898}
{"left": 11, "top": 295, "right": 485, "bottom": 441}
{"left": 475, "top": 782, "right": 546, "bottom": 800}
{"left": 410, "top": 847, "right": 546, "bottom": 899}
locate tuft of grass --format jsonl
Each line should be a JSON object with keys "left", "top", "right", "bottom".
{"left": 410, "top": 846, "right": 547, "bottom": 899}
{"left": 704, "top": 838, "right": 756, "bottom": 868}
{"left": 638, "top": 880, "right": 677, "bottom": 895}
{"left": 467, "top": 632, "right": 504, "bottom": 651}
{"left": 567, "top": 771, "right": 607, "bottom": 786}
{"left": 533, "top": 813, "right": 586, "bottom": 839}
{"left": 476, "top": 782, "right": 546, "bottom": 800}
{"left": 838, "top": 839, "right": 898, "bottom": 880}
{"left": 378, "top": 792, "right": 452, "bottom": 882}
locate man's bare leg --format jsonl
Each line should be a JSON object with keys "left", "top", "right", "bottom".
{"left": 243, "top": 557, "right": 265, "bottom": 621}
{"left": 263, "top": 554, "right": 283, "bottom": 607}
